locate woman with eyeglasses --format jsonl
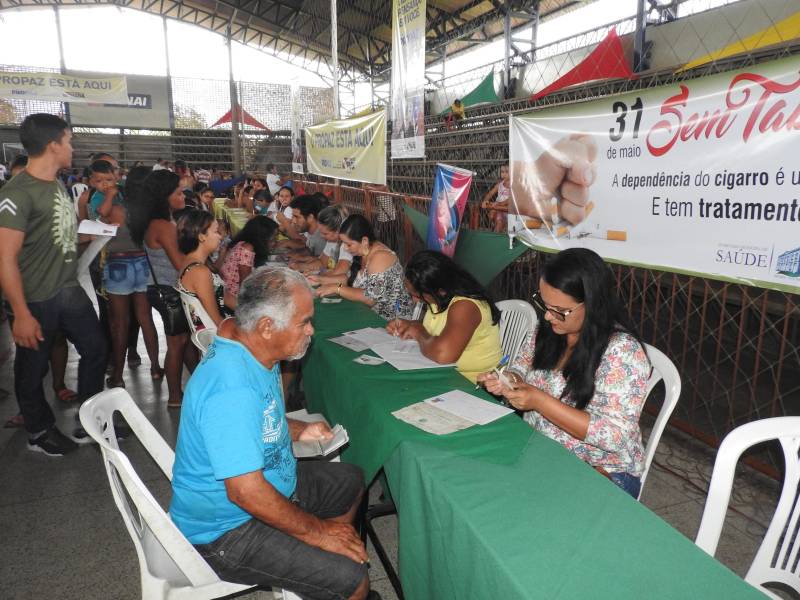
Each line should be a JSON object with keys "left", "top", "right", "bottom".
{"left": 477, "top": 248, "right": 650, "bottom": 498}
{"left": 386, "top": 250, "right": 502, "bottom": 383}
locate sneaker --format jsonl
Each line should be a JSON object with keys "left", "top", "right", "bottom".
{"left": 28, "top": 427, "right": 78, "bottom": 456}
{"left": 70, "top": 426, "right": 96, "bottom": 445}
{"left": 72, "top": 422, "right": 129, "bottom": 443}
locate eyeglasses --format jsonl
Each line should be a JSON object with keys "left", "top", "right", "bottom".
{"left": 531, "top": 291, "right": 583, "bottom": 322}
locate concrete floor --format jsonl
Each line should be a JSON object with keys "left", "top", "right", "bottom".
{"left": 0, "top": 318, "right": 779, "bottom": 600}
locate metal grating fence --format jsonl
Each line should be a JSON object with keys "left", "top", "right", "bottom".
{"left": 0, "top": 68, "right": 331, "bottom": 174}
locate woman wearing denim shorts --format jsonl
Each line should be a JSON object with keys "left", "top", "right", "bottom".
{"left": 102, "top": 168, "right": 163, "bottom": 388}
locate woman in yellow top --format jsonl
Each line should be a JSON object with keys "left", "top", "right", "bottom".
{"left": 387, "top": 250, "right": 502, "bottom": 383}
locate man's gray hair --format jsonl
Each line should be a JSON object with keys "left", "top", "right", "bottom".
{"left": 235, "top": 266, "right": 311, "bottom": 331}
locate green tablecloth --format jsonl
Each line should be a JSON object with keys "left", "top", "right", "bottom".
{"left": 401, "top": 204, "right": 529, "bottom": 287}
{"left": 226, "top": 209, "right": 249, "bottom": 236}
{"left": 212, "top": 199, "right": 250, "bottom": 236}
{"left": 212, "top": 198, "right": 227, "bottom": 220}
{"left": 303, "top": 300, "right": 763, "bottom": 600}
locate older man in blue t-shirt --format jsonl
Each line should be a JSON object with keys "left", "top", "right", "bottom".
{"left": 170, "top": 266, "right": 375, "bottom": 600}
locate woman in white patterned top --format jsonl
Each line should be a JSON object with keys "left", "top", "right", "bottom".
{"left": 315, "top": 214, "right": 414, "bottom": 320}
{"left": 478, "top": 248, "right": 651, "bottom": 498}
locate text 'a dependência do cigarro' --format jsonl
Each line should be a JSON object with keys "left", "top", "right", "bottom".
{"left": 615, "top": 168, "right": 800, "bottom": 191}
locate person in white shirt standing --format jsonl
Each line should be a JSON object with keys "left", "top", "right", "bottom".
{"left": 265, "top": 163, "right": 283, "bottom": 196}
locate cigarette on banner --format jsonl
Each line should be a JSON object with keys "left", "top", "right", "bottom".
{"left": 558, "top": 202, "right": 596, "bottom": 237}
{"left": 524, "top": 218, "right": 544, "bottom": 229}
{"left": 577, "top": 203, "right": 627, "bottom": 241}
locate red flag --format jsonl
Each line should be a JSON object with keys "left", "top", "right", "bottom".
{"left": 531, "top": 28, "right": 634, "bottom": 101}
{"left": 211, "top": 105, "right": 270, "bottom": 130}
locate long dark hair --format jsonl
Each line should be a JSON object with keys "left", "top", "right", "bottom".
{"left": 532, "top": 248, "right": 645, "bottom": 410}
{"left": 405, "top": 250, "right": 500, "bottom": 324}
{"left": 176, "top": 209, "right": 215, "bottom": 254}
{"left": 127, "top": 169, "right": 180, "bottom": 246}
{"left": 124, "top": 165, "right": 153, "bottom": 209}
{"left": 230, "top": 215, "right": 278, "bottom": 266}
{"left": 340, "top": 214, "right": 376, "bottom": 285}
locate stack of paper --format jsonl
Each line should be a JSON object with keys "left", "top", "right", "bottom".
{"left": 342, "top": 327, "right": 396, "bottom": 347}
{"left": 292, "top": 424, "right": 349, "bottom": 458}
{"left": 329, "top": 327, "right": 455, "bottom": 371}
{"left": 371, "top": 340, "right": 455, "bottom": 371}
{"left": 328, "top": 335, "right": 369, "bottom": 352}
{"left": 393, "top": 390, "right": 514, "bottom": 435}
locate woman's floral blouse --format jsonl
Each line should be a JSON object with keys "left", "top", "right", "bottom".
{"left": 508, "top": 327, "right": 651, "bottom": 476}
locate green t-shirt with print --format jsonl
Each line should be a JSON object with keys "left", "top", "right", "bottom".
{"left": 0, "top": 171, "right": 78, "bottom": 303}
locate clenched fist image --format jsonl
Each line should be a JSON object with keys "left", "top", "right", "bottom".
{"left": 511, "top": 134, "right": 597, "bottom": 225}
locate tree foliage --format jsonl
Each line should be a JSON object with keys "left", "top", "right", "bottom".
{"left": 173, "top": 104, "right": 207, "bottom": 129}
{"left": 0, "top": 99, "right": 17, "bottom": 125}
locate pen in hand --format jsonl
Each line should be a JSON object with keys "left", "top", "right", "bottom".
{"left": 393, "top": 299, "right": 401, "bottom": 348}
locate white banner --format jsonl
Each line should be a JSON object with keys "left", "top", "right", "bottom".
{"left": 509, "top": 55, "right": 800, "bottom": 292}
{"left": 0, "top": 71, "right": 128, "bottom": 105}
{"left": 291, "top": 85, "right": 304, "bottom": 174}
{"left": 68, "top": 74, "right": 170, "bottom": 129}
{"left": 390, "top": 0, "right": 426, "bottom": 158}
{"left": 305, "top": 110, "right": 386, "bottom": 185}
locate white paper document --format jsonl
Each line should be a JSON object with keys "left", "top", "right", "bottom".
{"left": 328, "top": 335, "right": 370, "bottom": 352}
{"left": 78, "top": 220, "right": 118, "bottom": 236}
{"left": 392, "top": 390, "right": 513, "bottom": 435}
{"left": 424, "top": 389, "right": 514, "bottom": 425}
{"left": 371, "top": 339, "right": 456, "bottom": 371}
{"left": 292, "top": 425, "right": 349, "bottom": 458}
{"left": 392, "top": 403, "right": 474, "bottom": 435}
{"left": 341, "top": 327, "right": 396, "bottom": 348}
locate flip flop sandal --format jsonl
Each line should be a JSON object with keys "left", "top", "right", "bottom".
{"left": 128, "top": 356, "right": 143, "bottom": 368}
{"left": 55, "top": 387, "right": 79, "bottom": 403}
{"left": 106, "top": 377, "right": 126, "bottom": 389}
{"left": 150, "top": 367, "right": 165, "bottom": 381}
{"left": 4, "top": 414, "right": 24, "bottom": 428}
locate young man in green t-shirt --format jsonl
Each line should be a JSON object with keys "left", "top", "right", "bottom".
{"left": 0, "top": 113, "right": 107, "bottom": 456}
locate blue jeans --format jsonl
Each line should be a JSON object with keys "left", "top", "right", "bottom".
{"left": 6, "top": 285, "right": 107, "bottom": 435}
{"left": 608, "top": 471, "right": 642, "bottom": 499}
{"left": 195, "top": 461, "right": 367, "bottom": 600}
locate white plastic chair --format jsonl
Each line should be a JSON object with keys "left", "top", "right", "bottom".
{"left": 695, "top": 417, "right": 800, "bottom": 599}
{"left": 79, "top": 389, "right": 300, "bottom": 600}
{"left": 178, "top": 289, "right": 217, "bottom": 355}
{"left": 178, "top": 288, "right": 216, "bottom": 331}
{"left": 496, "top": 299, "right": 537, "bottom": 364}
{"left": 638, "top": 344, "right": 682, "bottom": 500}
{"left": 71, "top": 182, "right": 88, "bottom": 204}
{"left": 411, "top": 301, "right": 425, "bottom": 321}
{"left": 191, "top": 328, "right": 217, "bottom": 356}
